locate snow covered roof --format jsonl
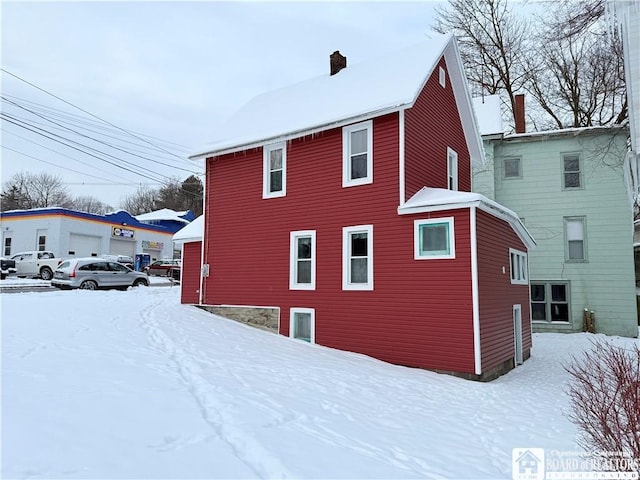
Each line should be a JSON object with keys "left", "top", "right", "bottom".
{"left": 472, "top": 95, "right": 504, "bottom": 136}
{"left": 172, "top": 215, "right": 203, "bottom": 244}
{"left": 398, "top": 187, "right": 536, "bottom": 249}
{"left": 135, "top": 208, "right": 191, "bottom": 224}
{"left": 190, "top": 33, "right": 484, "bottom": 165}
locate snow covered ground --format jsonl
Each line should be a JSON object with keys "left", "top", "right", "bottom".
{"left": 2, "top": 286, "right": 637, "bottom": 479}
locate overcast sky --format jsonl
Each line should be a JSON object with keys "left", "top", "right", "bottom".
{"left": 1, "top": 1, "right": 445, "bottom": 208}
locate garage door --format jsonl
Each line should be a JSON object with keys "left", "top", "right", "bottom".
{"left": 68, "top": 234, "right": 102, "bottom": 257}
{"left": 109, "top": 239, "right": 136, "bottom": 257}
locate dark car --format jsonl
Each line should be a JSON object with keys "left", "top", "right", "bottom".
{"left": 51, "top": 258, "right": 149, "bottom": 290}
{"left": 1, "top": 256, "right": 17, "bottom": 280}
{"left": 144, "top": 259, "right": 181, "bottom": 279}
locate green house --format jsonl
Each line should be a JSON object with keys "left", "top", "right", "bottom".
{"left": 473, "top": 97, "right": 637, "bottom": 337}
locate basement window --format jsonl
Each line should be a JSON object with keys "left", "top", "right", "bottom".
{"left": 290, "top": 308, "right": 315, "bottom": 343}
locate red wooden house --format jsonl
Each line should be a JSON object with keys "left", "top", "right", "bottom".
{"left": 189, "top": 33, "right": 536, "bottom": 380}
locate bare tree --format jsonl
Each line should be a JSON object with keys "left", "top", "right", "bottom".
{"left": 525, "top": 3, "right": 627, "bottom": 129}
{"left": 433, "top": 0, "right": 530, "bottom": 128}
{"left": 71, "top": 196, "right": 113, "bottom": 215}
{"left": 120, "top": 185, "right": 157, "bottom": 215}
{"left": 1, "top": 171, "right": 73, "bottom": 211}
{"left": 433, "top": 0, "right": 627, "bottom": 131}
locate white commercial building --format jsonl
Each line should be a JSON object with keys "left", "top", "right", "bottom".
{"left": 0, "top": 207, "right": 186, "bottom": 261}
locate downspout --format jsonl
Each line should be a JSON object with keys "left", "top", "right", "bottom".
{"left": 470, "top": 206, "right": 482, "bottom": 375}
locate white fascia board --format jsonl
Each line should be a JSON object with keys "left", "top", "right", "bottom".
{"left": 444, "top": 41, "right": 485, "bottom": 167}
{"left": 470, "top": 206, "right": 482, "bottom": 375}
{"left": 398, "top": 200, "right": 482, "bottom": 216}
{"left": 398, "top": 198, "right": 536, "bottom": 251}
{"left": 189, "top": 106, "right": 404, "bottom": 161}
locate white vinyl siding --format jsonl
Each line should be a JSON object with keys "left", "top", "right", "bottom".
{"left": 342, "top": 121, "right": 373, "bottom": 187}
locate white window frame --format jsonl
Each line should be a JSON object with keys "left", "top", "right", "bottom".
{"left": 414, "top": 217, "right": 456, "bottom": 260}
{"left": 447, "top": 147, "right": 458, "bottom": 191}
{"left": 342, "top": 224, "right": 373, "bottom": 290}
{"left": 564, "top": 216, "right": 587, "bottom": 262}
{"left": 263, "top": 142, "right": 286, "bottom": 198}
{"left": 289, "top": 230, "right": 316, "bottom": 290}
{"left": 562, "top": 152, "right": 582, "bottom": 190}
{"left": 439, "top": 66, "right": 446, "bottom": 87}
{"left": 342, "top": 120, "right": 373, "bottom": 187}
{"left": 290, "top": 307, "right": 315, "bottom": 343}
{"left": 509, "top": 248, "right": 528, "bottom": 284}
{"left": 503, "top": 157, "right": 522, "bottom": 179}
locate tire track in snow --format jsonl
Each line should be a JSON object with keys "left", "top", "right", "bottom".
{"left": 138, "top": 302, "right": 294, "bottom": 479}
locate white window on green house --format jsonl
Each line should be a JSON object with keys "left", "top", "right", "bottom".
{"left": 342, "top": 225, "right": 373, "bottom": 290}
{"left": 447, "top": 147, "right": 458, "bottom": 191}
{"left": 263, "top": 142, "right": 286, "bottom": 198}
{"left": 562, "top": 153, "right": 582, "bottom": 189}
{"left": 290, "top": 308, "right": 315, "bottom": 343}
{"left": 531, "top": 282, "right": 570, "bottom": 322}
{"left": 414, "top": 217, "right": 455, "bottom": 260}
{"left": 565, "top": 216, "right": 587, "bottom": 261}
{"left": 503, "top": 157, "right": 522, "bottom": 179}
{"left": 509, "top": 248, "right": 528, "bottom": 284}
{"left": 289, "top": 230, "right": 316, "bottom": 290}
{"left": 343, "top": 121, "right": 373, "bottom": 187}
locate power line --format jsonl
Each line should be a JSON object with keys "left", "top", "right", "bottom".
{"left": 2, "top": 95, "right": 200, "bottom": 174}
{"left": 2, "top": 128, "right": 134, "bottom": 183}
{"left": 1, "top": 145, "right": 124, "bottom": 182}
{"left": 1, "top": 68, "right": 190, "bottom": 160}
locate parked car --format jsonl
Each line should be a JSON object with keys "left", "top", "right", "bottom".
{"left": 99, "top": 254, "right": 134, "bottom": 269}
{"left": 144, "top": 259, "right": 181, "bottom": 278}
{"left": 1, "top": 256, "right": 17, "bottom": 280}
{"left": 51, "top": 258, "right": 149, "bottom": 290}
{"left": 10, "top": 251, "right": 63, "bottom": 280}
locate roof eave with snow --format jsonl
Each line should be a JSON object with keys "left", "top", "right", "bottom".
{"left": 398, "top": 187, "right": 536, "bottom": 250}
{"left": 189, "top": 34, "right": 485, "bottom": 167}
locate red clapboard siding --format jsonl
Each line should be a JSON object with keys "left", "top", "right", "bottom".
{"left": 404, "top": 57, "right": 471, "bottom": 200}
{"left": 476, "top": 209, "right": 532, "bottom": 372}
{"left": 203, "top": 112, "right": 477, "bottom": 373}
{"left": 180, "top": 241, "right": 201, "bottom": 304}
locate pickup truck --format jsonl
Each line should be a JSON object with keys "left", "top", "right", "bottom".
{"left": 10, "top": 251, "right": 63, "bottom": 280}
{"left": 1, "top": 256, "right": 17, "bottom": 280}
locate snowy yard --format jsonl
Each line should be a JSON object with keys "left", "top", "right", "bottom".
{"left": 2, "top": 286, "right": 637, "bottom": 479}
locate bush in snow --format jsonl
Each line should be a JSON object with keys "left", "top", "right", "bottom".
{"left": 565, "top": 339, "right": 640, "bottom": 472}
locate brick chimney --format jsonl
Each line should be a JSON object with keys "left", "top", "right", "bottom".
{"left": 514, "top": 94, "right": 525, "bottom": 134}
{"left": 330, "top": 50, "right": 347, "bottom": 76}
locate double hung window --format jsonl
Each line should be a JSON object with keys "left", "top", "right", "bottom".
{"left": 342, "top": 225, "right": 373, "bottom": 290}
{"left": 263, "top": 143, "right": 286, "bottom": 198}
{"left": 343, "top": 121, "right": 373, "bottom": 187}
{"left": 290, "top": 230, "right": 316, "bottom": 290}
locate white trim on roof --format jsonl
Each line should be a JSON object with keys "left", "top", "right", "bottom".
{"left": 398, "top": 187, "right": 536, "bottom": 250}
{"left": 190, "top": 33, "right": 484, "bottom": 166}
